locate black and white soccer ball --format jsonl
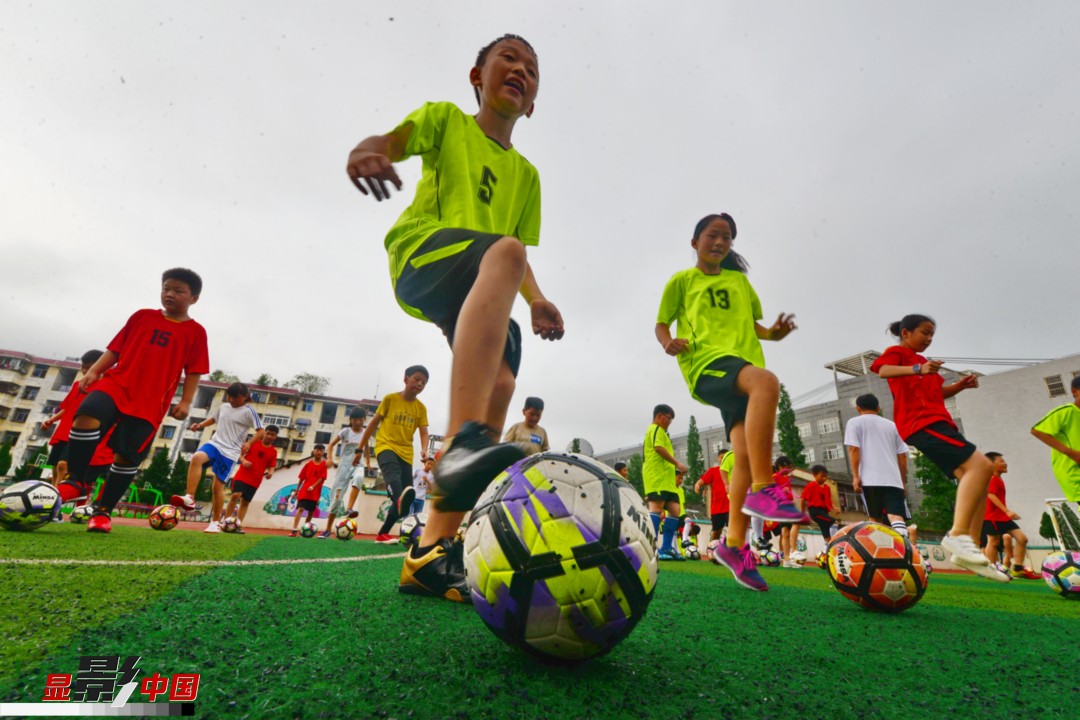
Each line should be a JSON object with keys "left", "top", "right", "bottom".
{"left": 0, "top": 480, "right": 62, "bottom": 531}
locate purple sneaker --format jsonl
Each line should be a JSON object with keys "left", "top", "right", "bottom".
{"left": 742, "top": 483, "right": 811, "bottom": 523}
{"left": 711, "top": 542, "right": 768, "bottom": 592}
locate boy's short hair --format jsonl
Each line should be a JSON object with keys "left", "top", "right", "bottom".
{"left": 265, "top": 425, "right": 280, "bottom": 435}
{"left": 855, "top": 394, "right": 880, "bottom": 411}
{"left": 162, "top": 267, "right": 203, "bottom": 296}
{"left": 689, "top": 525, "right": 701, "bottom": 536}
{"left": 405, "top": 365, "right": 429, "bottom": 380}
{"left": 313, "top": 444, "right": 326, "bottom": 451}
{"left": 613, "top": 461, "right": 627, "bottom": 472}
{"left": 774, "top": 455, "right": 792, "bottom": 470}
{"left": 810, "top": 464, "right": 828, "bottom": 475}
{"left": 524, "top": 396, "right": 544, "bottom": 411}
{"left": 985, "top": 451, "right": 1003, "bottom": 462}
{"left": 653, "top": 404, "right": 674, "bottom": 418}
{"left": 473, "top": 34, "right": 538, "bottom": 104}
{"left": 348, "top": 407, "right": 367, "bottom": 420}
{"left": 80, "top": 349, "right": 104, "bottom": 367}
{"left": 1072, "top": 375, "right": 1080, "bottom": 391}
{"left": 226, "top": 382, "right": 250, "bottom": 398}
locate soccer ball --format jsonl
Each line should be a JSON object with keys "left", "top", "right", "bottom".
{"left": 464, "top": 453, "right": 658, "bottom": 662}
{"left": 334, "top": 518, "right": 357, "bottom": 541}
{"left": 0, "top": 480, "right": 62, "bottom": 531}
{"left": 758, "top": 549, "right": 781, "bottom": 567}
{"left": 923, "top": 556, "right": 934, "bottom": 576}
{"left": 816, "top": 551, "right": 828, "bottom": 570}
{"left": 148, "top": 505, "right": 180, "bottom": 531}
{"left": 706, "top": 539, "right": 721, "bottom": 565}
{"left": 826, "top": 521, "right": 928, "bottom": 613}
{"left": 69, "top": 505, "right": 94, "bottom": 524}
{"left": 1041, "top": 551, "right": 1080, "bottom": 600}
{"left": 300, "top": 521, "right": 318, "bottom": 538}
{"left": 992, "top": 562, "right": 1012, "bottom": 581}
{"left": 222, "top": 516, "right": 242, "bottom": 534}
{"left": 399, "top": 513, "right": 426, "bottom": 547}
{"left": 685, "top": 545, "right": 701, "bottom": 561}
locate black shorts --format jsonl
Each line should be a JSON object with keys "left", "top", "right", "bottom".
{"left": 905, "top": 422, "right": 976, "bottom": 478}
{"left": 982, "top": 519, "right": 1019, "bottom": 536}
{"left": 693, "top": 356, "right": 752, "bottom": 440}
{"left": 711, "top": 512, "right": 729, "bottom": 530}
{"left": 47, "top": 441, "right": 69, "bottom": 466}
{"left": 808, "top": 506, "right": 834, "bottom": 536}
{"left": 296, "top": 498, "right": 318, "bottom": 513}
{"left": 232, "top": 480, "right": 259, "bottom": 503}
{"left": 645, "top": 491, "right": 680, "bottom": 504}
{"left": 862, "top": 486, "right": 910, "bottom": 523}
{"left": 75, "top": 391, "right": 156, "bottom": 464}
{"left": 395, "top": 228, "right": 523, "bottom": 377}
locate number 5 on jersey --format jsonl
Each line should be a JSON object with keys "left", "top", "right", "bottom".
{"left": 478, "top": 166, "right": 497, "bottom": 205}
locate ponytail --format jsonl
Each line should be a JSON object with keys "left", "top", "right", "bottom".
{"left": 888, "top": 314, "right": 936, "bottom": 337}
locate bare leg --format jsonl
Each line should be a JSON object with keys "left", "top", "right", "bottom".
{"left": 734, "top": 366, "right": 781, "bottom": 490}
{"left": 237, "top": 498, "right": 251, "bottom": 522}
{"left": 951, "top": 452, "right": 993, "bottom": 538}
{"left": 1010, "top": 530, "right": 1028, "bottom": 568}
{"left": 224, "top": 493, "right": 240, "bottom": 519}
{"left": 984, "top": 535, "right": 1000, "bottom": 564}
{"left": 185, "top": 452, "right": 210, "bottom": 498}
{"left": 726, "top": 425, "right": 750, "bottom": 547}
{"left": 211, "top": 479, "right": 226, "bottom": 522}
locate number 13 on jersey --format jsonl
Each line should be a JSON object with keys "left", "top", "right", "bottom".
{"left": 706, "top": 288, "right": 730, "bottom": 309}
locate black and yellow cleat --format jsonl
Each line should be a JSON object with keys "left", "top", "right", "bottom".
{"left": 428, "top": 421, "right": 525, "bottom": 513}
{"left": 399, "top": 538, "right": 472, "bottom": 604}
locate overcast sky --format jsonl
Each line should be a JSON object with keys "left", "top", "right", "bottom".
{"left": 3, "top": 2, "right": 1078, "bottom": 456}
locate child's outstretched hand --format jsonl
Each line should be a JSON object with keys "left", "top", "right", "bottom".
{"left": 956, "top": 373, "right": 979, "bottom": 390}
{"left": 347, "top": 149, "right": 402, "bottom": 201}
{"left": 766, "top": 313, "right": 797, "bottom": 341}
{"left": 531, "top": 299, "right": 565, "bottom": 341}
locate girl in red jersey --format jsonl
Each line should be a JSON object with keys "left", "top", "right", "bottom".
{"left": 869, "top": 314, "right": 1007, "bottom": 581}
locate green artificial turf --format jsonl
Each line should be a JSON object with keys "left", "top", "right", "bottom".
{"left": 3, "top": 531, "right": 1078, "bottom": 719}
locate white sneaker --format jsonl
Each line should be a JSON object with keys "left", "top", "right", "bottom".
{"left": 949, "top": 555, "right": 1010, "bottom": 582}
{"left": 784, "top": 560, "right": 802, "bottom": 569}
{"left": 204, "top": 521, "right": 221, "bottom": 534}
{"left": 940, "top": 534, "right": 986, "bottom": 565}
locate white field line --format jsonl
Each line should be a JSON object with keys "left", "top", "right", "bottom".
{"left": 1, "top": 552, "right": 406, "bottom": 568}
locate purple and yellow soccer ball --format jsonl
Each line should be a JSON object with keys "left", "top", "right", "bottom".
{"left": 759, "top": 549, "right": 781, "bottom": 567}
{"left": 463, "top": 453, "right": 658, "bottom": 663}
{"left": 399, "top": 513, "right": 426, "bottom": 548}
{"left": 334, "top": 518, "right": 357, "bottom": 541}
{"left": 1042, "top": 551, "right": 1080, "bottom": 600}
{"left": 69, "top": 504, "right": 94, "bottom": 525}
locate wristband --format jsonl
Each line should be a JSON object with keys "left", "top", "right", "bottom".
{"left": 912, "top": 364, "right": 921, "bottom": 375}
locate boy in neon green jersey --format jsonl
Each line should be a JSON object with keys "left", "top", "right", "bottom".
{"left": 1031, "top": 375, "right": 1080, "bottom": 503}
{"left": 345, "top": 35, "right": 564, "bottom": 603}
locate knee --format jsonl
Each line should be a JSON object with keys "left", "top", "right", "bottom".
{"left": 492, "top": 365, "right": 516, "bottom": 403}
{"left": 72, "top": 416, "right": 101, "bottom": 430}
{"left": 487, "top": 237, "right": 528, "bottom": 278}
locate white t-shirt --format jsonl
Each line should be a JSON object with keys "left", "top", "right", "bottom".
{"left": 335, "top": 427, "right": 366, "bottom": 482}
{"left": 843, "top": 413, "right": 909, "bottom": 489}
{"left": 412, "top": 468, "right": 433, "bottom": 500}
{"left": 207, "top": 404, "right": 263, "bottom": 460}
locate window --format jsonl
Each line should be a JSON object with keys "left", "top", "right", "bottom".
{"left": 160, "top": 426, "right": 176, "bottom": 439}
{"left": 261, "top": 414, "right": 290, "bottom": 429}
{"left": 13, "top": 408, "right": 30, "bottom": 423}
{"left": 22, "top": 386, "right": 40, "bottom": 401}
{"left": 315, "top": 431, "right": 332, "bottom": 445}
{"left": 320, "top": 402, "right": 338, "bottom": 424}
{"left": 805, "top": 447, "right": 815, "bottom": 463}
{"left": 181, "top": 438, "right": 200, "bottom": 454}
{"left": 823, "top": 444, "right": 844, "bottom": 461}
{"left": 42, "top": 403, "right": 61, "bottom": 416}
{"left": 1045, "top": 375, "right": 1066, "bottom": 398}
{"left": 32, "top": 365, "right": 48, "bottom": 378}
{"left": 273, "top": 438, "right": 289, "bottom": 449}
{"left": 251, "top": 391, "right": 266, "bottom": 403}
{"left": 2, "top": 431, "right": 21, "bottom": 445}
{"left": 274, "top": 395, "right": 293, "bottom": 406}
{"left": 797, "top": 422, "right": 811, "bottom": 439}
{"left": 302, "top": 400, "right": 315, "bottom": 412}
{"left": 291, "top": 439, "right": 305, "bottom": 453}
{"left": 817, "top": 418, "right": 840, "bottom": 435}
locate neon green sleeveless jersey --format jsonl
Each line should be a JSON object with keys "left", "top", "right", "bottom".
{"left": 384, "top": 102, "right": 541, "bottom": 315}
{"left": 657, "top": 267, "right": 765, "bottom": 402}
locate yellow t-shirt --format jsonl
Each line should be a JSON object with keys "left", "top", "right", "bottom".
{"left": 1032, "top": 403, "right": 1080, "bottom": 502}
{"left": 373, "top": 393, "right": 428, "bottom": 464}
{"left": 503, "top": 422, "right": 550, "bottom": 456}
{"left": 643, "top": 423, "right": 676, "bottom": 495}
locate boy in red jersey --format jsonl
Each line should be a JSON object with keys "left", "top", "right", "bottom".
{"left": 290, "top": 444, "right": 328, "bottom": 537}
{"left": 981, "top": 452, "right": 1038, "bottom": 579}
{"left": 800, "top": 465, "right": 836, "bottom": 542}
{"left": 64, "top": 268, "right": 209, "bottom": 533}
{"left": 695, "top": 450, "right": 731, "bottom": 541}
{"left": 223, "top": 425, "right": 280, "bottom": 529}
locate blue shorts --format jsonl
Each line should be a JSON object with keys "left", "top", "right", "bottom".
{"left": 199, "top": 443, "right": 236, "bottom": 482}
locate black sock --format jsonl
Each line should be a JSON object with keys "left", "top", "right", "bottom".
{"left": 96, "top": 464, "right": 139, "bottom": 511}
{"left": 66, "top": 428, "right": 101, "bottom": 486}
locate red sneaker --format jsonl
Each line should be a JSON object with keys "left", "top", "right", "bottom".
{"left": 87, "top": 513, "right": 112, "bottom": 534}
{"left": 375, "top": 533, "right": 396, "bottom": 544}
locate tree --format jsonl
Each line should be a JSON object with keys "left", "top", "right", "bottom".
{"left": 252, "top": 373, "right": 278, "bottom": 387}
{"left": 0, "top": 442, "right": 12, "bottom": 476}
{"left": 686, "top": 416, "right": 705, "bottom": 487}
{"left": 776, "top": 383, "right": 807, "bottom": 468}
{"left": 166, "top": 455, "right": 190, "bottom": 499}
{"left": 13, "top": 463, "right": 42, "bottom": 481}
{"left": 209, "top": 369, "right": 240, "bottom": 383}
{"left": 627, "top": 453, "right": 645, "bottom": 499}
{"left": 570, "top": 438, "right": 581, "bottom": 453}
{"left": 910, "top": 452, "right": 956, "bottom": 533}
{"left": 284, "top": 372, "right": 330, "bottom": 396}
{"left": 1040, "top": 511, "right": 1058, "bottom": 550}
{"left": 141, "top": 449, "right": 171, "bottom": 490}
